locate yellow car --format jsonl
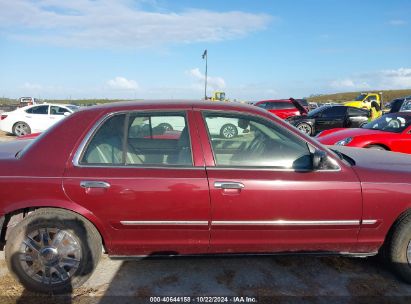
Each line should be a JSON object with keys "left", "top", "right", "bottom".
{"left": 344, "top": 93, "right": 382, "bottom": 119}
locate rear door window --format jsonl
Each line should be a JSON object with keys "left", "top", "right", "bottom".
{"left": 25, "top": 105, "right": 49, "bottom": 114}
{"left": 80, "top": 112, "right": 192, "bottom": 166}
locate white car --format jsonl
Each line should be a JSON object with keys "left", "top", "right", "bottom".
{"left": 0, "top": 104, "right": 79, "bottom": 136}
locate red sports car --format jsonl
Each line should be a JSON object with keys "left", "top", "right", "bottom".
{"left": 316, "top": 112, "right": 411, "bottom": 153}
{"left": 2, "top": 101, "right": 411, "bottom": 293}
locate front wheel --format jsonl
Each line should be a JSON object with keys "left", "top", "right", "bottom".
{"left": 12, "top": 122, "right": 31, "bottom": 137}
{"left": 387, "top": 214, "right": 411, "bottom": 283}
{"left": 5, "top": 208, "right": 102, "bottom": 294}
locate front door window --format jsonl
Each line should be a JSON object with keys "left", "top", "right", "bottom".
{"left": 203, "top": 113, "right": 312, "bottom": 170}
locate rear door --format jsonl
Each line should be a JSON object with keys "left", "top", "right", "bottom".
{"left": 63, "top": 109, "right": 211, "bottom": 256}
{"left": 24, "top": 105, "right": 50, "bottom": 132}
{"left": 195, "top": 110, "right": 362, "bottom": 254}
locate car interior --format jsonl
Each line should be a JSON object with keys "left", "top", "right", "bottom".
{"left": 205, "top": 115, "right": 312, "bottom": 169}
{"left": 81, "top": 114, "right": 192, "bottom": 166}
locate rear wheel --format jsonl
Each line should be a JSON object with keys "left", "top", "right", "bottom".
{"left": 5, "top": 208, "right": 102, "bottom": 294}
{"left": 296, "top": 122, "right": 312, "bottom": 136}
{"left": 387, "top": 214, "right": 411, "bottom": 283}
{"left": 12, "top": 122, "right": 31, "bottom": 137}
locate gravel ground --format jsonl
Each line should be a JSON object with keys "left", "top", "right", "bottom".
{"left": 1, "top": 250, "right": 411, "bottom": 303}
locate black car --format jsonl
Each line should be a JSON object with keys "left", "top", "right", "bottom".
{"left": 287, "top": 105, "right": 370, "bottom": 136}
{"left": 384, "top": 96, "right": 411, "bottom": 114}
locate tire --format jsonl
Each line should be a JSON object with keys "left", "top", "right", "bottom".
{"left": 158, "top": 123, "right": 173, "bottom": 132}
{"left": 365, "top": 145, "right": 387, "bottom": 151}
{"left": 220, "top": 123, "right": 238, "bottom": 139}
{"left": 12, "top": 122, "right": 31, "bottom": 137}
{"left": 296, "top": 122, "right": 312, "bottom": 136}
{"left": 5, "top": 208, "right": 102, "bottom": 294}
{"left": 387, "top": 214, "right": 411, "bottom": 283}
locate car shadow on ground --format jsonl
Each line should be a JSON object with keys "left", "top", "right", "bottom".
{"left": 7, "top": 253, "right": 411, "bottom": 303}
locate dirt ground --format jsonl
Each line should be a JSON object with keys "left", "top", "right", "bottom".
{"left": 0, "top": 131, "right": 15, "bottom": 142}
{"left": 1, "top": 250, "right": 411, "bottom": 303}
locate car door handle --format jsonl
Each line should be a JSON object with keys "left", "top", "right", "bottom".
{"left": 80, "top": 181, "right": 111, "bottom": 189}
{"left": 214, "top": 181, "right": 245, "bottom": 189}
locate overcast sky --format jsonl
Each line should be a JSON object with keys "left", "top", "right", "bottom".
{"left": 0, "top": 0, "right": 410, "bottom": 100}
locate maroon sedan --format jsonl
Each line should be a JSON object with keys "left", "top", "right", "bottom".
{"left": 1, "top": 100, "right": 411, "bottom": 293}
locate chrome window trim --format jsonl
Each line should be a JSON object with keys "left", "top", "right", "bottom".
{"left": 72, "top": 110, "right": 196, "bottom": 168}
{"left": 120, "top": 221, "right": 209, "bottom": 226}
{"left": 205, "top": 166, "right": 341, "bottom": 173}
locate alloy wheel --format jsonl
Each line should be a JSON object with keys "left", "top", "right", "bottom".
{"left": 19, "top": 228, "right": 82, "bottom": 285}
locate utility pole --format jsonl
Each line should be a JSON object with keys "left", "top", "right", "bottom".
{"left": 202, "top": 49, "right": 208, "bottom": 100}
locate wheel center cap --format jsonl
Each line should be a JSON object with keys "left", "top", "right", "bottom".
{"left": 40, "top": 247, "right": 58, "bottom": 262}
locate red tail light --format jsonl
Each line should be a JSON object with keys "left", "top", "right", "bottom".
{"left": 0, "top": 114, "right": 7, "bottom": 120}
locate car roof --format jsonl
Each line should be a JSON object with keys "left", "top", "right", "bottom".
{"left": 78, "top": 100, "right": 268, "bottom": 114}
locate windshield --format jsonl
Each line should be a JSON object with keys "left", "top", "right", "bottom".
{"left": 362, "top": 114, "right": 411, "bottom": 133}
{"left": 355, "top": 94, "right": 367, "bottom": 101}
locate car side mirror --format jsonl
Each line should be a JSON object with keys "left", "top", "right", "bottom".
{"left": 63, "top": 112, "right": 70, "bottom": 116}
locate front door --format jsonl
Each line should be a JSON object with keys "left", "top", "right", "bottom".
{"left": 196, "top": 111, "right": 362, "bottom": 254}
{"left": 315, "top": 106, "right": 347, "bottom": 133}
{"left": 63, "top": 110, "right": 210, "bottom": 256}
